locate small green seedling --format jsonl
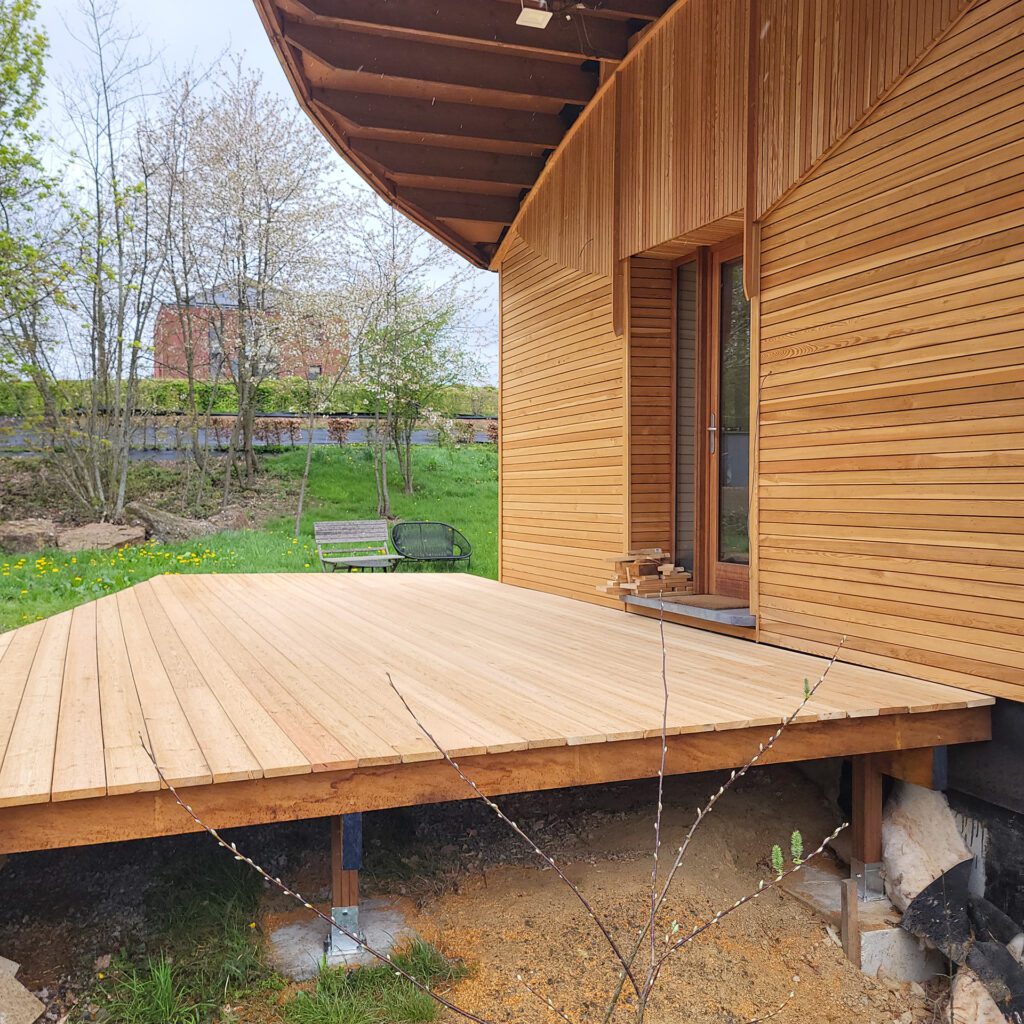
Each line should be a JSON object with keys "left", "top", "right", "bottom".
{"left": 790, "top": 830, "right": 804, "bottom": 865}
{"left": 771, "top": 844, "right": 784, "bottom": 875}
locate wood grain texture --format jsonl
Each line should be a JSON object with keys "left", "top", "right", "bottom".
{"left": 617, "top": 0, "right": 747, "bottom": 259}
{"left": 0, "top": 705, "right": 989, "bottom": 855}
{"left": 0, "top": 571, "right": 991, "bottom": 825}
{"left": 754, "top": 0, "right": 975, "bottom": 218}
{"left": 629, "top": 258, "right": 676, "bottom": 551}
{"left": 494, "top": 0, "right": 969, "bottom": 272}
{"left": 518, "top": 83, "right": 617, "bottom": 277}
{"left": 757, "top": 0, "right": 1024, "bottom": 699}
{"left": 499, "top": 230, "right": 626, "bottom": 603}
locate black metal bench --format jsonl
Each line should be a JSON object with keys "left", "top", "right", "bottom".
{"left": 391, "top": 521, "right": 472, "bottom": 570}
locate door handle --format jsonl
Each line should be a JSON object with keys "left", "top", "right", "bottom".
{"left": 708, "top": 412, "right": 717, "bottom": 454}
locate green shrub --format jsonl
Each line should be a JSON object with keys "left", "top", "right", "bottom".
{"left": 0, "top": 379, "right": 498, "bottom": 417}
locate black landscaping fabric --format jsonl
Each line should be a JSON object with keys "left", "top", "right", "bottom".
{"left": 903, "top": 859, "right": 1024, "bottom": 1021}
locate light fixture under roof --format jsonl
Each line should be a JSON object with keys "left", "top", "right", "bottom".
{"left": 517, "top": 1, "right": 553, "bottom": 28}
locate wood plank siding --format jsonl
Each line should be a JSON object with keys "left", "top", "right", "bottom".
{"left": 493, "top": 0, "right": 1022, "bottom": 700}
{"left": 755, "top": 0, "right": 973, "bottom": 218}
{"left": 518, "top": 84, "right": 618, "bottom": 278}
{"left": 617, "top": 0, "right": 747, "bottom": 259}
{"left": 499, "top": 231, "right": 625, "bottom": 604}
{"left": 628, "top": 259, "right": 675, "bottom": 551}
{"left": 757, "top": 0, "right": 1024, "bottom": 699}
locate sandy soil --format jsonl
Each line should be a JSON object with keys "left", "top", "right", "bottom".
{"left": 406, "top": 769, "right": 938, "bottom": 1024}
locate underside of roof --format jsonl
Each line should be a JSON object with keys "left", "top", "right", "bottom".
{"left": 252, "top": 0, "right": 674, "bottom": 268}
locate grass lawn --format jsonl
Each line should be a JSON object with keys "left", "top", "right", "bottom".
{"left": 0, "top": 444, "right": 497, "bottom": 633}
{"left": 89, "top": 841, "right": 462, "bottom": 1024}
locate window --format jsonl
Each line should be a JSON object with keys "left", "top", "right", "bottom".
{"left": 307, "top": 364, "right": 322, "bottom": 380}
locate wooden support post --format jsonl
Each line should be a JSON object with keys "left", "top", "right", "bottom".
{"left": 329, "top": 813, "right": 363, "bottom": 955}
{"left": 331, "top": 813, "right": 362, "bottom": 909}
{"left": 851, "top": 754, "right": 885, "bottom": 900}
{"left": 840, "top": 877, "right": 861, "bottom": 969}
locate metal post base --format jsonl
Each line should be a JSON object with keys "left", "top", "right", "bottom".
{"left": 327, "top": 905, "right": 363, "bottom": 956}
{"left": 851, "top": 858, "right": 886, "bottom": 901}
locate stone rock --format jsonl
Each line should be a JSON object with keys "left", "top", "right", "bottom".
{"left": 949, "top": 969, "right": 1005, "bottom": 1024}
{"left": 0, "top": 518, "right": 58, "bottom": 553}
{"left": 882, "top": 782, "right": 972, "bottom": 911}
{"left": 56, "top": 523, "right": 146, "bottom": 552}
{"left": 207, "top": 506, "right": 247, "bottom": 532}
{"left": 0, "top": 970, "right": 44, "bottom": 1024}
{"left": 125, "top": 502, "right": 246, "bottom": 543}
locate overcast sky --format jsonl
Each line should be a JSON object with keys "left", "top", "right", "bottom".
{"left": 35, "top": 0, "right": 500, "bottom": 383}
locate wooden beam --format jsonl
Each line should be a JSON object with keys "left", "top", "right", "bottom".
{"left": 492, "top": 0, "right": 669, "bottom": 20}
{"left": 314, "top": 89, "right": 566, "bottom": 150}
{"left": 0, "top": 707, "right": 990, "bottom": 855}
{"left": 294, "top": 0, "right": 634, "bottom": 61}
{"left": 873, "top": 746, "right": 945, "bottom": 790}
{"left": 252, "top": 0, "right": 491, "bottom": 269}
{"left": 350, "top": 139, "right": 543, "bottom": 188}
{"left": 286, "top": 20, "right": 598, "bottom": 105}
{"left": 851, "top": 754, "right": 884, "bottom": 866}
{"left": 396, "top": 187, "right": 520, "bottom": 224}
{"left": 840, "top": 877, "right": 861, "bottom": 967}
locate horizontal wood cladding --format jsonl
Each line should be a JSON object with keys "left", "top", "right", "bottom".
{"left": 518, "top": 83, "right": 617, "bottom": 278}
{"left": 500, "top": 232, "right": 625, "bottom": 604}
{"left": 628, "top": 259, "right": 675, "bottom": 551}
{"left": 755, "top": 0, "right": 973, "bottom": 218}
{"left": 757, "top": 0, "right": 1024, "bottom": 700}
{"left": 494, "top": 0, "right": 970, "bottom": 273}
{"left": 617, "top": 0, "right": 747, "bottom": 259}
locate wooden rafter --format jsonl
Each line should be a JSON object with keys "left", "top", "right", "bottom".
{"left": 312, "top": 89, "right": 568, "bottom": 152}
{"left": 284, "top": 20, "right": 598, "bottom": 106}
{"left": 252, "top": 0, "right": 673, "bottom": 266}
{"left": 490, "top": 0, "right": 668, "bottom": 19}
{"left": 292, "top": 0, "right": 637, "bottom": 61}
{"left": 350, "top": 139, "right": 543, "bottom": 189}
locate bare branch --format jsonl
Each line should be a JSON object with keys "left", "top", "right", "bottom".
{"left": 747, "top": 987, "right": 797, "bottom": 1023}
{"left": 386, "top": 671, "right": 642, "bottom": 998}
{"left": 139, "top": 738, "right": 494, "bottom": 1024}
{"left": 516, "top": 974, "right": 580, "bottom": 1024}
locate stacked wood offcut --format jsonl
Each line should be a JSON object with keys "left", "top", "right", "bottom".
{"left": 596, "top": 549, "right": 693, "bottom": 599}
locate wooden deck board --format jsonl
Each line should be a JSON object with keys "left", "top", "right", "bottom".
{"left": 0, "top": 573, "right": 993, "bottom": 852}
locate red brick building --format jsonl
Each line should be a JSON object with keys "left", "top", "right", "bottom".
{"left": 152, "top": 290, "right": 343, "bottom": 380}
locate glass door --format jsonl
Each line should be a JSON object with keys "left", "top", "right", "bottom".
{"left": 709, "top": 252, "right": 750, "bottom": 598}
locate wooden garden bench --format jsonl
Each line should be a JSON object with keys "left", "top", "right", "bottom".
{"left": 314, "top": 519, "right": 404, "bottom": 572}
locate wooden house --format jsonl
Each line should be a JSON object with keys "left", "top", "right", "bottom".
{"left": 0, "top": 6, "right": 1019, "bottom": 984}
{"left": 250, "top": 0, "right": 1024, "bottom": 917}
{"left": 255, "top": 0, "right": 1023, "bottom": 702}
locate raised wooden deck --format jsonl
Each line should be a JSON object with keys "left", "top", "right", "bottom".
{"left": 0, "top": 573, "right": 991, "bottom": 853}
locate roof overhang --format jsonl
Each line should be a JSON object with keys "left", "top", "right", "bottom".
{"left": 252, "top": 0, "right": 672, "bottom": 268}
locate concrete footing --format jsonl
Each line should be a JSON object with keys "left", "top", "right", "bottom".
{"left": 783, "top": 861, "right": 944, "bottom": 982}
{"left": 264, "top": 897, "right": 417, "bottom": 981}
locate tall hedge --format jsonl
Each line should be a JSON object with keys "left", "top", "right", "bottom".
{"left": 0, "top": 378, "right": 498, "bottom": 417}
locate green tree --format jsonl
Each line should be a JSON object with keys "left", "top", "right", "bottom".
{"left": 0, "top": 0, "right": 54, "bottom": 327}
